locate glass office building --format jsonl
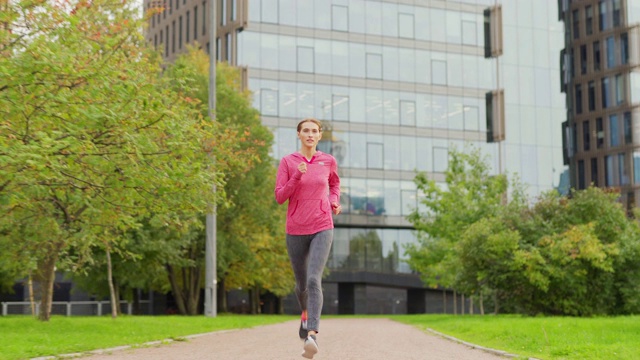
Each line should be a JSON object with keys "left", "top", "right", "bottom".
{"left": 560, "top": 0, "right": 640, "bottom": 209}
{"left": 145, "top": 0, "right": 567, "bottom": 314}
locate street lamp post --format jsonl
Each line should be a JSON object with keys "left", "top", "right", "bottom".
{"left": 204, "top": 0, "right": 217, "bottom": 318}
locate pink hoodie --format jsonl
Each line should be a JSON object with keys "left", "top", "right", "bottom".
{"left": 275, "top": 151, "right": 341, "bottom": 235}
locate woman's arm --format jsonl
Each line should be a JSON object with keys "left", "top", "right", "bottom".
{"left": 328, "top": 157, "right": 340, "bottom": 205}
{"left": 274, "top": 158, "right": 302, "bottom": 204}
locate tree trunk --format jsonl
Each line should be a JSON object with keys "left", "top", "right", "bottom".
{"left": 443, "top": 290, "right": 447, "bottom": 314}
{"left": 186, "top": 266, "right": 201, "bottom": 315}
{"left": 453, "top": 290, "right": 458, "bottom": 315}
{"left": 479, "top": 291, "right": 485, "bottom": 315}
{"left": 35, "top": 251, "right": 59, "bottom": 321}
{"left": 493, "top": 291, "right": 499, "bottom": 315}
{"left": 106, "top": 249, "right": 118, "bottom": 318}
{"left": 28, "top": 273, "right": 35, "bottom": 317}
{"left": 166, "top": 264, "right": 188, "bottom": 315}
{"left": 219, "top": 278, "right": 228, "bottom": 313}
{"left": 469, "top": 296, "right": 474, "bottom": 315}
{"left": 278, "top": 296, "right": 284, "bottom": 314}
{"left": 461, "top": 294, "right": 465, "bottom": 315}
{"left": 250, "top": 285, "right": 261, "bottom": 314}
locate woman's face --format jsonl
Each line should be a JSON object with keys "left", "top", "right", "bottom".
{"left": 298, "top": 121, "right": 322, "bottom": 149}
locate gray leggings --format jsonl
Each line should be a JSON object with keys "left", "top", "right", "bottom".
{"left": 286, "top": 229, "right": 333, "bottom": 333}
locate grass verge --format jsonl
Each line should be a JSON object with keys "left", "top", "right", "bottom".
{"left": 0, "top": 314, "right": 295, "bottom": 360}
{"left": 391, "top": 314, "right": 640, "bottom": 360}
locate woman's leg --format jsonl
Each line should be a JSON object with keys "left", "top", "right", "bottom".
{"left": 305, "top": 229, "right": 333, "bottom": 333}
{"left": 286, "top": 234, "right": 311, "bottom": 315}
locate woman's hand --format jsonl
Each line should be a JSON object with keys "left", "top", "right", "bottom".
{"left": 298, "top": 162, "right": 307, "bottom": 174}
{"left": 331, "top": 202, "right": 342, "bottom": 215}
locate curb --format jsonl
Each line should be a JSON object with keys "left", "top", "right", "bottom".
{"left": 29, "top": 329, "right": 238, "bottom": 360}
{"left": 426, "top": 328, "right": 541, "bottom": 360}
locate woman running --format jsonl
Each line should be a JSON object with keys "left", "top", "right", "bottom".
{"left": 274, "top": 118, "right": 341, "bottom": 359}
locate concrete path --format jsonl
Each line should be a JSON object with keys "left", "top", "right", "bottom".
{"left": 81, "top": 318, "right": 508, "bottom": 360}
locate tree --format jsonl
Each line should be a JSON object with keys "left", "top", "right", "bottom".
{"left": 406, "top": 146, "right": 509, "bottom": 295}
{"left": 1, "top": 0, "right": 225, "bottom": 320}
{"left": 165, "top": 47, "right": 292, "bottom": 313}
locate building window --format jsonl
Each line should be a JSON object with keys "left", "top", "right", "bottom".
{"left": 605, "top": 155, "right": 613, "bottom": 186}
{"left": 599, "top": 1, "right": 608, "bottom": 31}
{"left": 261, "top": 0, "right": 278, "bottom": 23}
{"left": 572, "top": 9, "right": 580, "bottom": 39}
{"left": 583, "top": 120, "right": 591, "bottom": 151}
{"left": 399, "top": 13, "right": 415, "bottom": 39}
{"left": 596, "top": 117, "right": 604, "bottom": 148}
{"left": 575, "top": 84, "right": 583, "bottom": 115}
{"left": 366, "top": 53, "right": 383, "bottom": 79}
{"left": 297, "top": 46, "right": 315, "bottom": 73}
{"left": 400, "top": 100, "right": 416, "bottom": 127}
{"left": 613, "top": 0, "right": 621, "bottom": 27}
{"left": 588, "top": 80, "right": 596, "bottom": 111}
{"left": 431, "top": 60, "right": 447, "bottom": 85}
{"left": 172, "top": 20, "right": 176, "bottom": 53}
{"left": 578, "top": 160, "right": 585, "bottom": 189}
{"left": 634, "top": 152, "right": 640, "bottom": 184}
{"left": 332, "top": 5, "right": 349, "bottom": 32}
{"left": 615, "top": 74, "right": 625, "bottom": 105}
{"left": 606, "top": 36, "right": 615, "bottom": 68}
{"left": 186, "top": 11, "right": 190, "bottom": 43}
{"left": 586, "top": 6, "right": 593, "bottom": 35}
{"left": 165, "top": 25, "right": 169, "bottom": 56}
{"left": 231, "top": 0, "right": 237, "bottom": 21}
{"left": 433, "top": 146, "right": 449, "bottom": 173}
{"left": 169, "top": 0, "right": 172, "bottom": 14}
{"left": 332, "top": 95, "right": 349, "bottom": 121}
{"left": 367, "top": 142, "right": 384, "bottom": 169}
{"left": 154, "top": 34, "right": 157, "bottom": 48}
{"left": 179, "top": 16, "right": 183, "bottom": 50}
{"left": 591, "top": 157, "right": 598, "bottom": 186}
{"left": 260, "top": 88, "right": 279, "bottom": 116}
{"left": 176, "top": 0, "right": 179, "bottom": 10}
{"left": 202, "top": 1, "right": 206, "bottom": 36}
{"left": 601, "top": 77, "right": 610, "bottom": 109}
{"left": 624, "top": 112, "right": 632, "bottom": 144}
{"left": 609, "top": 114, "right": 619, "bottom": 147}
{"left": 220, "top": 0, "right": 226, "bottom": 26}
{"left": 580, "top": 45, "right": 587, "bottom": 74}
{"left": 621, "top": 33, "right": 629, "bottom": 64}
{"left": 620, "top": 153, "right": 629, "bottom": 185}
{"left": 194, "top": 6, "right": 198, "bottom": 40}
{"left": 593, "top": 41, "right": 601, "bottom": 71}
{"left": 216, "top": 37, "right": 221, "bottom": 61}
{"left": 462, "top": 20, "right": 476, "bottom": 46}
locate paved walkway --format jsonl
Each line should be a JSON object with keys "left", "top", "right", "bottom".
{"left": 81, "top": 318, "right": 509, "bottom": 360}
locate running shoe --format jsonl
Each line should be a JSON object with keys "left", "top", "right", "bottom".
{"left": 301, "top": 335, "right": 318, "bottom": 359}
{"left": 299, "top": 318, "right": 308, "bottom": 340}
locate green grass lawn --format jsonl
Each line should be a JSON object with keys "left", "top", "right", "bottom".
{"left": 391, "top": 314, "right": 640, "bottom": 360}
{"left": 0, "top": 314, "right": 295, "bottom": 360}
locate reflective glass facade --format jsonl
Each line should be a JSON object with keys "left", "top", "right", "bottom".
{"left": 561, "top": 0, "right": 640, "bottom": 209}
{"left": 146, "top": 0, "right": 567, "bottom": 314}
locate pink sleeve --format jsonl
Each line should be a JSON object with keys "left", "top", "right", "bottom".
{"left": 274, "top": 158, "right": 302, "bottom": 204}
{"left": 328, "top": 158, "right": 340, "bottom": 204}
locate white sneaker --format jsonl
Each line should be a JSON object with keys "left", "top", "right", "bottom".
{"left": 301, "top": 335, "right": 318, "bottom": 359}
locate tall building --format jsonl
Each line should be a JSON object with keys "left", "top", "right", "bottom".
{"left": 560, "top": 0, "right": 640, "bottom": 210}
{"left": 144, "top": 0, "right": 567, "bottom": 314}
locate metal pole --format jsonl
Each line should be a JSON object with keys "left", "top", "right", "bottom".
{"left": 205, "top": 0, "right": 217, "bottom": 318}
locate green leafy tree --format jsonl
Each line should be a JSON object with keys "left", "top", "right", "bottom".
{"left": 406, "top": 146, "right": 509, "bottom": 294}
{"left": 162, "top": 46, "right": 291, "bottom": 313}
{"left": 510, "top": 188, "right": 640, "bottom": 315}
{"left": 0, "top": 0, "right": 225, "bottom": 320}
